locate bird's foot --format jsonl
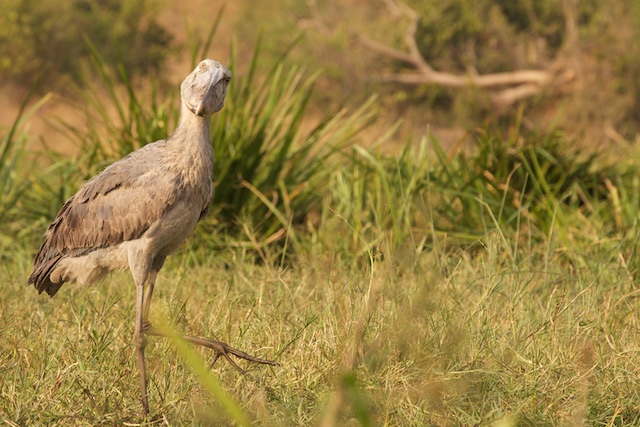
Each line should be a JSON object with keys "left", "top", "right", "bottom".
{"left": 185, "top": 335, "right": 279, "bottom": 373}
{"left": 144, "top": 324, "right": 278, "bottom": 373}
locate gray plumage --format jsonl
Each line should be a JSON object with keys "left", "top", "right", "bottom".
{"left": 28, "top": 59, "right": 276, "bottom": 414}
{"left": 28, "top": 140, "right": 190, "bottom": 295}
{"left": 29, "top": 60, "right": 224, "bottom": 295}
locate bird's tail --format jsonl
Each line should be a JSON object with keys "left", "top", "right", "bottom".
{"left": 28, "top": 254, "right": 65, "bottom": 297}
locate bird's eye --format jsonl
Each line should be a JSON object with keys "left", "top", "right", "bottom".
{"left": 199, "top": 62, "right": 207, "bottom": 70}
{"left": 224, "top": 77, "right": 231, "bottom": 85}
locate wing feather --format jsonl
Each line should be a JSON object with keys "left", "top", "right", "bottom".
{"left": 29, "top": 141, "right": 183, "bottom": 294}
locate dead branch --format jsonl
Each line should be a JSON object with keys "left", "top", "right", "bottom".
{"left": 353, "top": 0, "right": 574, "bottom": 107}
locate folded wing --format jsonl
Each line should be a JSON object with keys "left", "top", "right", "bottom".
{"left": 28, "top": 141, "right": 181, "bottom": 296}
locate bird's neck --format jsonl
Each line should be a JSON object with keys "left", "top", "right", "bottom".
{"left": 169, "top": 105, "right": 215, "bottom": 193}
{"left": 173, "top": 104, "right": 211, "bottom": 145}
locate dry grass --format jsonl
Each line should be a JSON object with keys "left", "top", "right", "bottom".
{"left": 2, "top": 228, "right": 640, "bottom": 425}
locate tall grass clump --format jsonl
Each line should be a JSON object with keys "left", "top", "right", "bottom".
{"left": 321, "top": 135, "right": 430, "bottom": 261}
{"left": 321, "top": 121, "right": 640, "bottom": 267}
{"left": 45, "top": 35, "right": 379, "bottom": 259}
{"left": 204, "top": 41, "right": 379, "bottom": 254}
{"left": 62, "top": 39, "right": 179, "bottom": 167}
{"left": 0, "top": 90, "right": 51, "bottom": 248}
{"left": 429, "top": 127, "right": 640, "bottom": 253}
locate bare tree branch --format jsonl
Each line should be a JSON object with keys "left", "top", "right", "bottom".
{"left": 376, "top": 68, "right": 551, "bottom": 88}
{"left": 354, "top": 33, "right": 421, "bottom": 68}
{"left": 353, "top": 0, "right": 575, "bottom": 106}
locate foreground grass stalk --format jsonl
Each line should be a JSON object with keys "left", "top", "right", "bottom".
{"left": 153, "top": 321, "right": 253, "bottom": 426}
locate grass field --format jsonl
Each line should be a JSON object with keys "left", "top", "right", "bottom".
{"left": 3, "top": 228, "right": 640, "bottom": 426}
{"left": 3, "top": 45, "right": 640, "bottom": 426}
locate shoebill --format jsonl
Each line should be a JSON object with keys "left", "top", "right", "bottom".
{"left": 28, "top": 59, "right": 277, "bottom": 413}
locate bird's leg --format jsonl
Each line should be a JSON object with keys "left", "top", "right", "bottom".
{"left": 140, "top": 256, "right": 276, "bottom": 379}
{"left": 142, "top": 257, "right": 164, "bottom": 331}
{"left": 144, "top": 326, "right": 278, "bottom": 373}
{"left": 129, "top": 251, "right": 156, "bottom": 414}
{"left": 134, "top": 276, "right": 149, "bottom": 414}
{"left": 142, "top": 272, "right": 155, "bottom": 329}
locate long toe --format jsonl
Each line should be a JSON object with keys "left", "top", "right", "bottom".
{"left": 184, "top": 335, "right": 279, "bottom": 371}
{"left": 144, "top": 326, "right": 278, "bottom": 372}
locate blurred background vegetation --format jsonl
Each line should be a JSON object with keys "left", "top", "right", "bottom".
{"left": 0, "top": 0, "right": 636, "bottom": 274}
{"left": 0, "top": 0, "right": 639, "bottom": 260}
{"left": 0, "top": 0, "right": 172, "bottom": 89}
{"left": 2, "top": 0, "right": 640, "bottom": 142}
